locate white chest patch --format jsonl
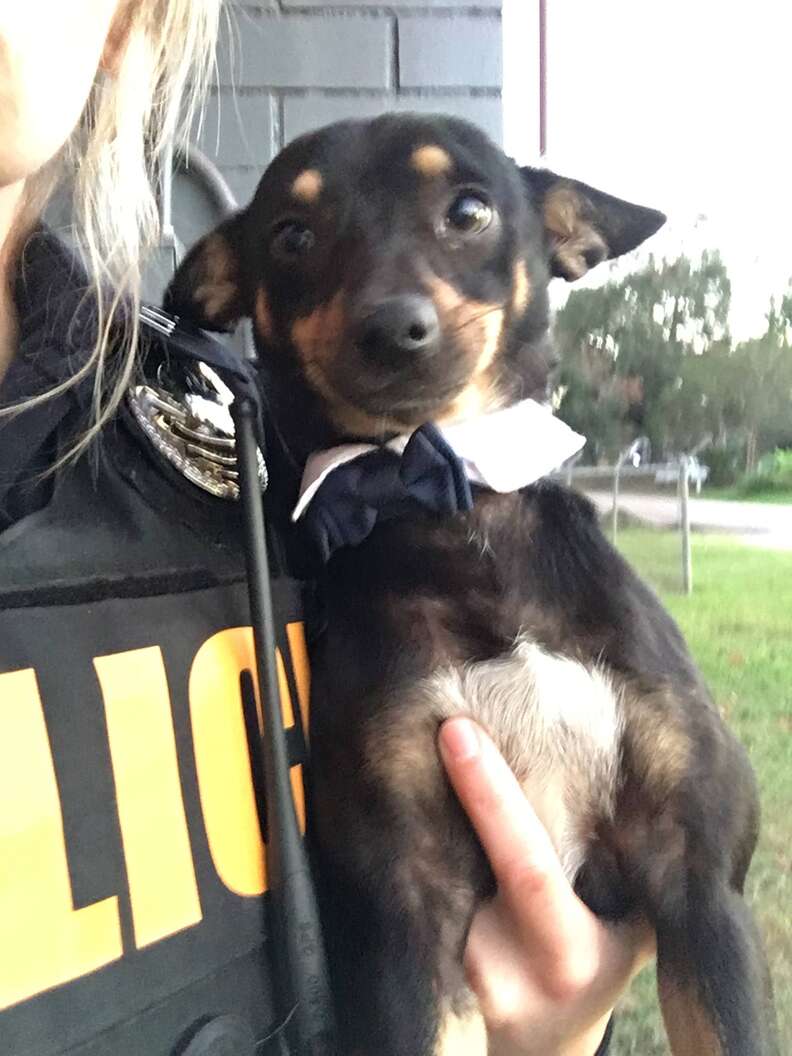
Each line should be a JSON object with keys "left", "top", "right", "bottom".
{"left": 420, "top": 640, "right": 624, "bottom": 880}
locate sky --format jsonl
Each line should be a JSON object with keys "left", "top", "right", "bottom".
{"left": 502, "top": 0, "right": 792, "bottom": 342}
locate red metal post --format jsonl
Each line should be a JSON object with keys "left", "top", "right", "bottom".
{"left": 539, "top": 0, "right": 547, "bottom": 156}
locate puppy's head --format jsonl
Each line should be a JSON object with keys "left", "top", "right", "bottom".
{"left": 166, "top": 114, "right": 664, "bottom": 445}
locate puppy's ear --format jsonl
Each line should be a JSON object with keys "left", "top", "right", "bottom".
{"left": 521, "top": 168, "right": 665, "bottom": 282}
{"left": 164, "top": 213, "right": 246, "bottom": 331}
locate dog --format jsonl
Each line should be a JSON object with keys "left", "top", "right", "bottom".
{"left": 166, "top": 113, "right": 776, "bottom": 1056}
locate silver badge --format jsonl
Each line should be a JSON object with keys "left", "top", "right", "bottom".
{"left": 127, "top": 360, "right": 267, "bottom": 501}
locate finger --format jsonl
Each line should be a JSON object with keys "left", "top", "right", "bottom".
{"left": 439, "top": 718, "right": 593, "bottom": 960}
{"left": 596, "top": 914, "right": 657, "bottom": 991}
{"left": 463, "top": 901, "right": 538, "bottom": 1027}
{"left": 438, "top": 717, "right": 564, "bottom": 884}
{"left": 467, "top": 898, "right": 655, "bottom": 1042}
{"left": 464, "top": 900, "right": 639, "bottom": 1054}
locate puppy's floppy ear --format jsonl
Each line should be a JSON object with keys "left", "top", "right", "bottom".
{"left": 521, "top": 168, "right": 665, "bottom": 282}
{"left": 164, "top": 213, "right": 246, "bottom": 331}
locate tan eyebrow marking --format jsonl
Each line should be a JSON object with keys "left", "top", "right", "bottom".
{"left": 411, "top": 145, "right": 453, "bottom": 178}
{"left": 291, "top": 169, "right": 324, "bottom": 203}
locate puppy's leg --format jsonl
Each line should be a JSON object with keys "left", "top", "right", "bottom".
{"left": 611, "top": 797, "right": 775, "bottom": 1056}
{"left": 316, "top": 834, "right": 487, "bottom": 1056}
{"left": 654, "top": 876, "right": 777, "bottom": 1056}
{"left": 615, "top": 689, "right": 776, "bottom": 1055}
{"left": 317, "top": 872, "right": 442, "bottom": 1056}
{"left": 312, "top": 704, "right": 490, "bottom": 1056}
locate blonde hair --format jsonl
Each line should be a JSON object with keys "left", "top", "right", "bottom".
{"left": 8, "top": 0, "right": 221, "bottom": 460}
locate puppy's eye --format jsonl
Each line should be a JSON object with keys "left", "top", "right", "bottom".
{"left": 444, "top": 193, "right": 493, "bottom": 236}
{"left": 271, "top": 221, "right": 316, "bottom": 260}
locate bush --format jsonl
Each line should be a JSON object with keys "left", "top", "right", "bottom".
{"left": 738, "top": 448, "right": 792, "bottom": 495}
{"left": 699, "top": 442, "right": 743, "bottom": 486}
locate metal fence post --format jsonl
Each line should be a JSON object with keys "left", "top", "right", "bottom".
{"left": 612, "top": 462, "right": 621, "bottom": 544}
{"left": 679, "top": 456, "right": 693, "bottom": 595}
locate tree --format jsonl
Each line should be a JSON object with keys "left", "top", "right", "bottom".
{"left": 552, "top": 255, "right": 792, "bottom": 470}
{"left": 766, "top": 286, "right": 792, "bottom": 345}
{"left": 650, "top": 340, "right": 737, "bottom": 454}
{"left": 553, "top": 252, "right": 732, "bottom": 461}
{"left": 729, "top": 303, "right": 792, "bottom": 471}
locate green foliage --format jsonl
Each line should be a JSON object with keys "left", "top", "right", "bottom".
{"left": 738, "top": 448, "right": 792, "bottom": 496}
{"left": 699, "top": 440, "right": 744, "bottom": 486}
{"left": 728, "top": 336, "right": 792, "bottom": 470}
{"left": 553, "top": 254, "right": 792, "bottom": 468}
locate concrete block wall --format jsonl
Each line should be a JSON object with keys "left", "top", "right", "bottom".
{"left": 196, "top": 0, "right": 504, "bottom": 206}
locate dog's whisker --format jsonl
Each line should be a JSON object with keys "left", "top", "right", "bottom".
{"left": 447, "top": 302, "right": 507, "bottom": 337}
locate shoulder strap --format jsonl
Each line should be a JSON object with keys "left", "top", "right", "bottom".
{"left": 138, "top": 305, "right": 338, "bottom": 1056}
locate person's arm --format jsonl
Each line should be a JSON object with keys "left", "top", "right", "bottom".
{"left": 438, "top": 717, "right": 655, "bottom": 1056}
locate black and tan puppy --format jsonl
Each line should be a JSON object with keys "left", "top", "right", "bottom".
{"left": 167, "top": 114, "right": 775, "bottom": 1056}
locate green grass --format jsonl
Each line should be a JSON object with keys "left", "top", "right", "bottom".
{"left": 703, "top": 485, "right": 792, "bottom": 505}
{"left": 610, "top": 530, "right": 792, "bottom": 1054}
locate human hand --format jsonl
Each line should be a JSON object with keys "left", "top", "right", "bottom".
{"left": 438, "top": 717, "right": 655, "bottom": 1056}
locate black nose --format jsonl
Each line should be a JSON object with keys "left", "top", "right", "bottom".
{"left": 355, "top": 296, "right": 441, "bottom": 366}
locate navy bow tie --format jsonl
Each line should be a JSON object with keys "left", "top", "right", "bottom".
{"left": 299, "top": 424, "right": 474, "bottom": 563}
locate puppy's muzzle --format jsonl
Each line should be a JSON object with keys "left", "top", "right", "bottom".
{"left": 354, "top": 296, "right": 441, "bottom": 369}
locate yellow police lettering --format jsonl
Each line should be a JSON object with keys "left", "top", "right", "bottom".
{"left": 0, "top": 669, "right": 122, "bottom": 1010}
{"left": 97, "top": 646, "right": 203, "bottom": 948}
{"left": 0, "top": 623, "right": 311, "bottom": 1007}
{"left": 189, "top": 627, "right": 306, "bottom": 898}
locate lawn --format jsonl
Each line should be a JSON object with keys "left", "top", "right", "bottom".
{"left": 609, "top": 530, "right": 792, "bottom": 1054}
{"left": 702, "top": 485, "right": 792, "bottom": 506}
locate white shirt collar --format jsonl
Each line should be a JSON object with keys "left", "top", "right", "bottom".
{"left": 293, "top": 399, "right": 586, "bottom": 522}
